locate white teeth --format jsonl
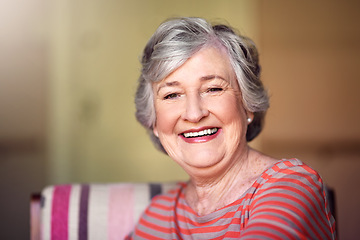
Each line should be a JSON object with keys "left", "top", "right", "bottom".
{"left": 183, "top": 128, "right": 218, "bottom": 138}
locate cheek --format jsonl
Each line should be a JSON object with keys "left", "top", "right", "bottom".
{"left": 154, "top": 104, "right": 179, "bottom": 134}
{"left": 210, "top": 95, "right": 246, "bottom": 123}
{"left": 225, "top": 103, "right": 242, "bottom": 120}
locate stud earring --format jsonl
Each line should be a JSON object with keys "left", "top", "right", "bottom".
{"left": 247, "top": 117, "right": 252, "bottom": 123}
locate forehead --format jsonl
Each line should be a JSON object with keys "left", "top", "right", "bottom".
{"left": 156, "top": 47, "right": 236, "bottom": 87}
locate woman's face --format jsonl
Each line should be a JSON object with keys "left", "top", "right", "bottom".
{"left": 153, "top": 47, "right": 252, "bottom": 177}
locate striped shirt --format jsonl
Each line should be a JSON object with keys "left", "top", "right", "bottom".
{"left": 128, "top": 159, "right": 336, "bottom": 239}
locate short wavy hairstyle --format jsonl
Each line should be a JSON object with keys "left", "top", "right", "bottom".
{"left": 135, "top": 17, "right": 269, "bottom": 153}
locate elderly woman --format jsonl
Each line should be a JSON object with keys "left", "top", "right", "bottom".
{"left": 129, "top": 17, "right": 336, "bottom": 239}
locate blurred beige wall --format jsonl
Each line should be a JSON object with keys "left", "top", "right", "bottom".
{"left": 48, "top": 0, "right": 262, "bottom": 184}
{"left": 259, "top": 1, "right": 360, "bottom": 239}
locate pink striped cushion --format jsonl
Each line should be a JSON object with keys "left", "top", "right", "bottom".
{"left": 40, "top": 183, "right": 177, "bottom": 240}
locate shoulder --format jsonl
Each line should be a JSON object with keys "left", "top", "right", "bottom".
{"left": 253, "top": 158, "right": 325, "bottom": 199}
{"left": 151, "top": 181, "right": 186, "bottom": 202}
{"left": 260, "top": 158, "right": 322, "bottom": 182}
{"left": 142, "top": 182, "right": 186, "bottom": 215}
{"left": 130, "top": 182, "right": 186, "bottom": 239}
{"left": 253, "top": 158, "right": 334, "bottom": 224}
{"left": 245, "top": 159, "right": 336, "bottom": 239}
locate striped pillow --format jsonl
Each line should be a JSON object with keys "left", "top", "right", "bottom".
{"left": 40, "top": 182, "right": 177, "bottom": 240}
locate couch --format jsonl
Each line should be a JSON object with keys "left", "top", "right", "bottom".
{"left": 30, "top": 182, "right": 178, "bottom": 240}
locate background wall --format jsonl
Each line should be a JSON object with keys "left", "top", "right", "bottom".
{"left": 259, "top": 1, "right": 360, "bottom": 239}
{"left": 0, "top": 0, "right": 359, "bottom": 239}
{"left": 0, "top": 0, "right": 49, "bottom": 238}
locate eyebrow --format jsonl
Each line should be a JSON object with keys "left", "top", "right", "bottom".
{"left": 156, "top": 81, "right": 180, "bottom": 94}
{"left": 200, "top": 74, "right": 226, "bottom": 81}
{"left": 156, "top": 75, "right": 227, "bottom": 94}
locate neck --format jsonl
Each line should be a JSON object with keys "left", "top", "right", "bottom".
{"left": 185, "top": 148, "right": 261, "bottom": 216}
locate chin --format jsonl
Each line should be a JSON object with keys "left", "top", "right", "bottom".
{"left": 181, "top": 150, "right": 225, "bottom": 169}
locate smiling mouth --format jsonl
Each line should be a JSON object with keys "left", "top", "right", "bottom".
{"left": 182, "top": 128, "right": 218, "bottom": 138}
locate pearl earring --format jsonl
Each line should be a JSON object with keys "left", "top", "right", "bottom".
{"left": 247, "top": 118, "right": 252, "bottom": 123}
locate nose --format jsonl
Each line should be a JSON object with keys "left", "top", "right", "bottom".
{"left": 181, "top": 94, "right": 209, "bottom": 122}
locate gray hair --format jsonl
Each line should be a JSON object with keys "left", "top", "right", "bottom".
{"left": 135, "top": 17, "right": 269, "bottom": 153}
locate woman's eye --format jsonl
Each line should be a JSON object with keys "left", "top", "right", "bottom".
{"left": 164, "top": 93, "right": 179, "bottom": 100}
{"left": 207, "top": 87, "right": 223, "bottom": 92}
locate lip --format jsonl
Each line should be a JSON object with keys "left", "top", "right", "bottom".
{"left": 179, "top": 127, "right": 221, "bottom": 143}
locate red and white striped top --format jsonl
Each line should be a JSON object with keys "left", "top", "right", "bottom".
{"left": 128, "top": 159, "right": 336, "bottom": 239}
